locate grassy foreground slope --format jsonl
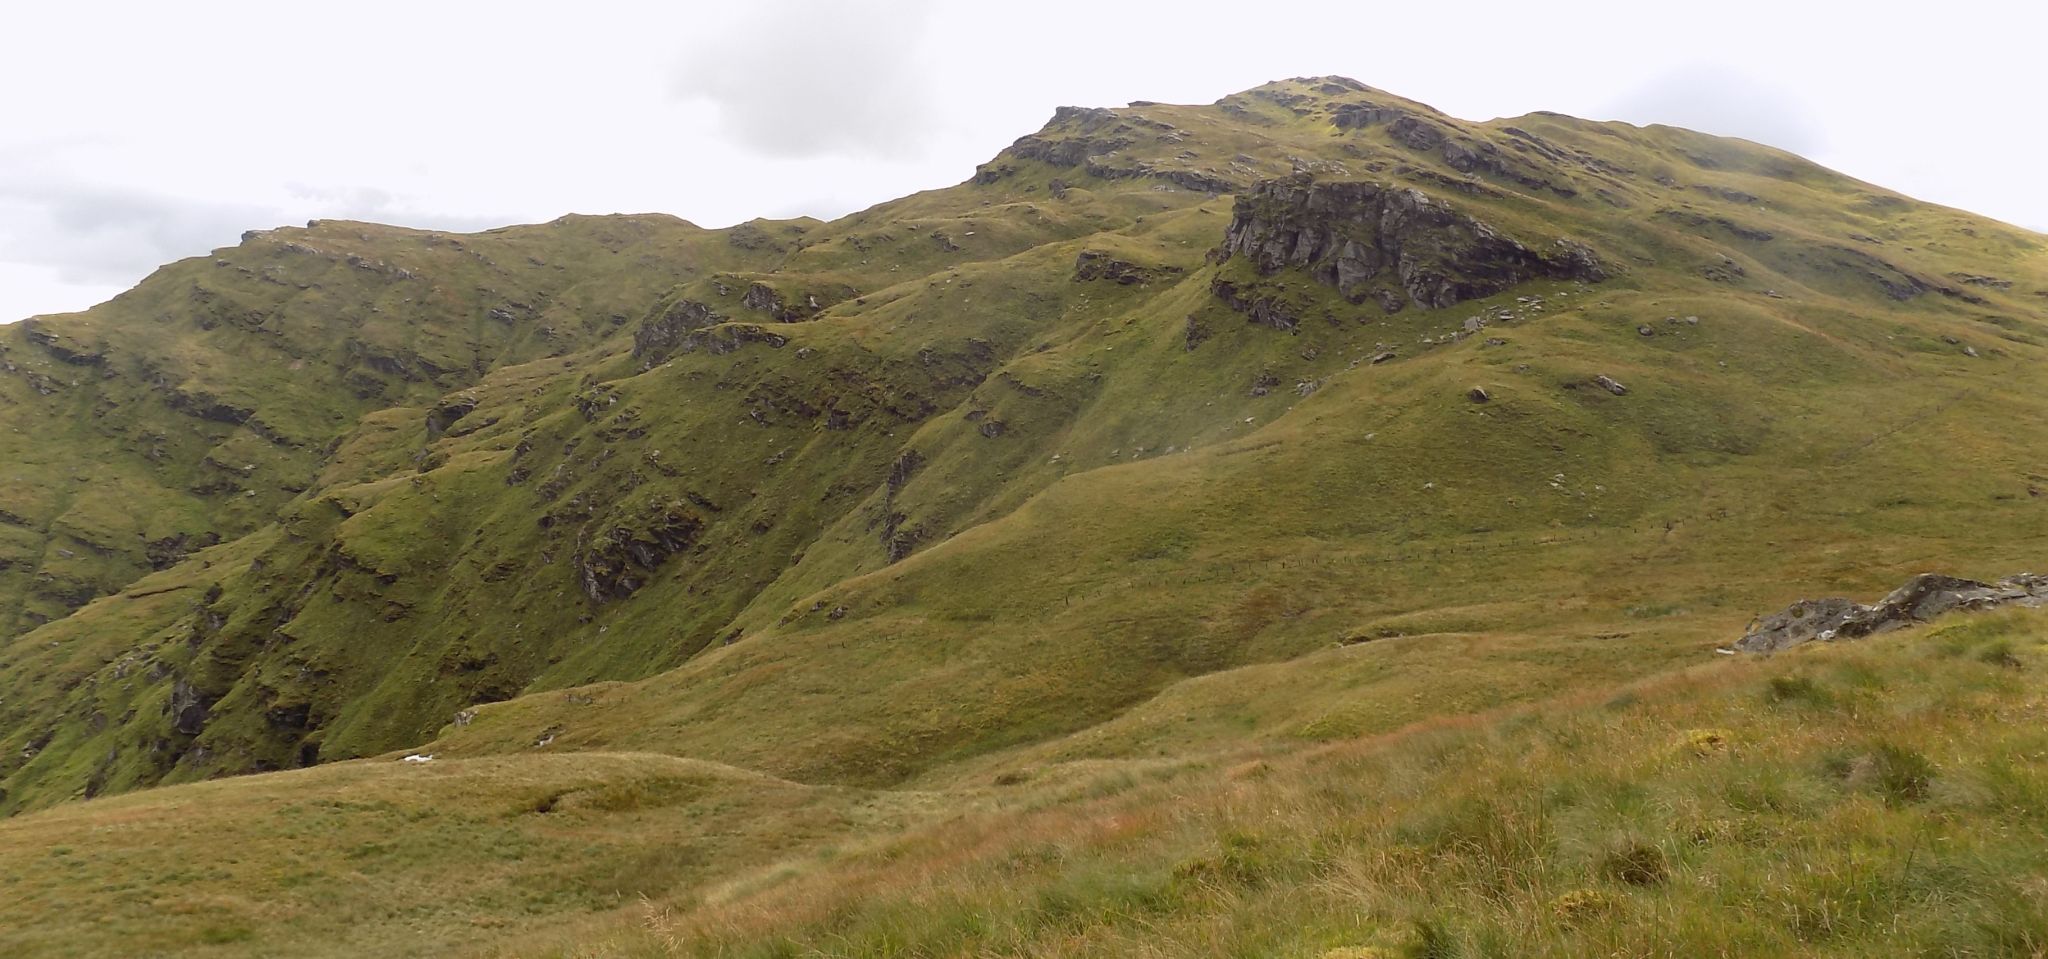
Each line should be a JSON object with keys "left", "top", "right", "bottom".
{"left": 550, "top": 607, "right": 2048, "bottom": 959}
{"left": 4, "top": 601, "right": 2043, "bottom": 957}
{"left": 0, "top": 752, "right": 889, "bottom": 959}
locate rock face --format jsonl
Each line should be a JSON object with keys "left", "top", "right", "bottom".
{"left": 1216, "top": 175, "right": 1607, "bottom": 310}
{"left": 1005, "top": 106, "right": 1131, "bottom": 168}
{"left": 1209, "top": 277, "right": 1303, "bottom": 332}
{"left": 424, "top": 393, "right": 479, "bottom": 440}
{"left": 742, "top": 283, "right": 828, "bottom": 323}
{"left": 1330, "top": 103, "right": 1405, "bottom": 130}
{"left": 575, "top": 505, "right": 707, "bottom": 603}
{"left": 675, "top": 324, "right": 791, "bottom": 357}
{"left": 632, "top": 298, "right": 724, "bottom": 366}
{"left": 1734, "top": 572, "right": 2048, "bottom": 653}
{"left": 978, "top": 105, "right": 1243, "bottom": 194}
{"left": 167, "top": 680, "right": 213, "bottom": 736}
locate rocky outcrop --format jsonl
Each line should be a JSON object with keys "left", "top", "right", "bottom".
{"left": 1733, "top": 572, "right": 2048, "bottom": 653}
{"left": 424, "top": 393, "right": 478, "bottom": 440}
{"left": 145, "top": 531, "right": 221, "bottom": 570}
{"left": 1081, "top": 156, "right": 1239, "bottom": 194}
{"left": 164, "top": 389, "right": 255, "bottom": 426}
{"left": 742, "top": 283, "right": 817, "bottom": 323}
{"left": 632, "top": 298, "right": 725, "bottom": 365}
{"left": 1817, "top": 247, "right": 1982, "bottom": 303}
{"left": 879, "top": 449, "right": 926, "bottom": 563}
{"left": 1440, "top": 137, "right": 1572, "bottom": 196}
{"left": 1216, "top": 175, "right": 1607, "bottom": 310}
{"left": 22, "top": 321, "right": 107, "bottom": 366}
{"left": 1386, "top": 115, "right": 1448, "bottom": 152}
{"left": 1073, "top": 250, "right": 1184, "bottom": 286}
{"left": 724, "top": 221, "right": 787, "bottom": 253}
{"left": 978, "top": 105, "right": 1240, "bottom": 194}
{"left": 575, "top": 505, "right": 706, "bottom": 603}
{"left": 1009, "top": 106, "right": 1131, "bottom": 166}
{"left": 1209, "top": 278, "right": 1302, "bottom": 332}
{"left": 677, "top": 324, "right": 791, "bottom": 357}
{"left": 975, "top": 106, "right": 1134, "bottom": 180}
{"left": 1367, "top": 118, "right": 1572, "bottom": 196}
{"left": 168, "top": 679, "right": 214, "bottom": 736}
{"left": 1330, "top": 103, "right": 1405, "bottom": 130}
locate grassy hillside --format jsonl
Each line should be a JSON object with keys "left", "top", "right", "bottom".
{"left": 0, "top": 75, "right": 2045, "bottom": 956}
{"left": 560, "top": 607, "right": 2048, "bottom": 959}
{"left": 5, "top": 597, "right": 2043, "bottom": 957}
{"left": 0, "top": 215, "right": 779, "bottom": 632}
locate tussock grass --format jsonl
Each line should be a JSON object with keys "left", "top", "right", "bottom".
{"left": 0, "top": 753, "right": 881, "bottom": 959}
{"left": 530, "top": 610, "right": 2048, "bottom": 958}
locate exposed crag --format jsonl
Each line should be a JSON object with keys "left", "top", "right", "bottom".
{"left": 1216, "top": 175, "right": 1608, "bottom": 311}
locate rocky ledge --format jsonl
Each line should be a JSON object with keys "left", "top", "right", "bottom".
{"left": 1733, "top": 572, "right": 2048, "bottom": 653}
{"left": 1215, "top": 175, "right": 1607, "bottom": 311}
{"left": 1072, "top": 250, "right": 1184, "bottom": 286}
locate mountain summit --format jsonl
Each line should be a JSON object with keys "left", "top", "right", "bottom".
{"left": 2, "top": 76, "right": 2047, "bottom": 956}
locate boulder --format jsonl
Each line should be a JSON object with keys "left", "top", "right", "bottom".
{"left": 1734, "top": 572, "right": 2048, "bottom": 652}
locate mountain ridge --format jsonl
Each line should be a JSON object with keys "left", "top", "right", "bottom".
{"left": 0, "top": 74, "right": 2043, "bottom": 823}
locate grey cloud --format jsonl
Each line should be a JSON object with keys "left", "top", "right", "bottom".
{"left": 0, "top": 173, "right": 524, "bottom": 291}
{"left": 0, "top": 180, "right": 276, "bottom": 284}
{"left": 283, "top": 183, "right": 514, "bottom": 234}
{"left": 672, "top": 0, "right": 941, "bottom": 159}
{"left": 1601, "top": 65, "right": 1824, "bottom": 155}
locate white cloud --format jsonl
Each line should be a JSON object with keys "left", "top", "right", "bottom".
{"left": 1601, "top": 65, "right": 1826, "bottom": 155}
{"left": 0, "top": 179, "right": 274, "bottom": 284}
{"left": 0, "top": 262, "right": 123, "bottom": 322}
{"left": 672, "top": 0, "right": 942, "bottom": 159}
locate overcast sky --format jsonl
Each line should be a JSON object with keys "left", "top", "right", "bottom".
{"left": 4, "top": 0, "right": 2042, "bottom": 323}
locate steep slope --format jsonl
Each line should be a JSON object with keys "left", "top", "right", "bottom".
{"left": 0, "top": 214, "right": 783, "bottom": 632}
{"left": 394, "top": 80, "right": 2048, "bottom": 786}
{"left": 4, "top": 76, "right": 2047, "bottom": 822}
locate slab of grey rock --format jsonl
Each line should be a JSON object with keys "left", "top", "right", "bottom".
{"left": 1733, "top": 572, "right": 2048, "bottom": 653}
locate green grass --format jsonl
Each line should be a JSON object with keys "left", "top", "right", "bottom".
{"left": 7, "top": 607, "right": 2045, "bottom": 958}
{"left": 0, "top": 752, "right": 884, "bottom": 959}
{"left": 9, "top": 77, "right": 2046, "bottom": 811}
{"left": 0, "top": 74, "right": 2046, "bottom": 956}
{"left": 529, "top": 608, "right": 2048, "bottom": 959}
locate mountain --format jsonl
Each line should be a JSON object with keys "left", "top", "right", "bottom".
{"left": 2, "top": 77, "right": 2047, "bottom": 956}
